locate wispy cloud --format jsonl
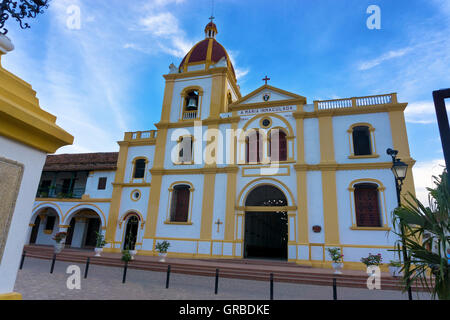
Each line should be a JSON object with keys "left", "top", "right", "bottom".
{"left": 358, "top": 47, "right": 412, "bottom": 71}
{"left": 412, "top": 159, "right": 446, "bottom": 204}
{"left": 404, "top": 101, "right": 440, "bottom": 124}
{"left": 228, "top": 50, "right": 249, "bottom": 81}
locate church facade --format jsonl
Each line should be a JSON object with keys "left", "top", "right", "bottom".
{"left": 28, "top": 21, "right": 416, "bottom": 270}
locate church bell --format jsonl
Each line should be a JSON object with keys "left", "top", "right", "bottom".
{"left": 187, "top": 98, "right": 198, "bottom": 110}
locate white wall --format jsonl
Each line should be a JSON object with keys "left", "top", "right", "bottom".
{"left": 0, "top": 136, "right": 47, "bottom": 295}
{"left": 332, "top": 113, "right": 394, "bottom": 163}
{"left": 85, "top": 171, "right": 115, "bottom": 199}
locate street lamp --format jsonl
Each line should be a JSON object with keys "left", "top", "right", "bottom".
{"left": 387, "top": 148, "right": 413, "bottom": 300}
{"left": 0, "top": 0, "right": 50, "bottom": 35}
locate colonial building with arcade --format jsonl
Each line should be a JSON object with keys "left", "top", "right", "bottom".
{"left": 28, "top": 21, "right": 416, "bottom": 270}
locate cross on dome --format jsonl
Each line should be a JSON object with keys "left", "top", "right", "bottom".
{"left": 205, "top": 18, "right": 218, "bottom": 39}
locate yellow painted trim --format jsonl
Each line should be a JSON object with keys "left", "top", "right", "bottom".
{"left": 0, "top": 292, "right": 22, "bottom": 300}
{"left": 318, "top": 115, "right": 335, "bottom": 163}
{"left": 143, "top": 76, "right": 175, "bottom": 239}
{"left": 237, "top": 177, "right": 296, "bottom": 207}
{"left": 388, "top": 108, "right": 416, "bottom": 198}
{"left": 293, "top": 161, "right": 415, "bottom": 171}
{"left": 150, "top": 166, "right": 238, "bottom": 175}
{"left": 130, "top": 189, "right": 141, "bottom": 202}
{"left": 230, "top": 84, "right": 306, "bottom": 107}
{"left": 210, "top": 73, "right": 227, "bottom": 118}
{"left": 119, "top": 210, "right": 144, "bottom": 250}
{"left": 35, "top": 197, "right": 111, "bottom": 203}
{"left": 32, "top": 202, "right": 64, "bottom": 222}
{"left": 112, "top": 182, "right": 151, "bottom": 187}
{"left": 224, "top": 123, "right": 239, "bottom": 240}
{"left": 348, "top": 178, "right": 389, "bottom": 229}
{"left": 118, "top": 209, "right": 145, "bottom": 225}
{"left": 62, "top": 203, "right": 107, "bottom": 227}
{"left": 296, "top": 171, "right": 309, "bottom": 245}
{"left": 105, "top": 134, "right": 130, "bottom": 243}
{"left": 164, "top": 221, "right": 193, "bottom": 225}
{"left": 0, "top": 76, "right": 73, "bottom": 153}
{"left": 350, "top": 226, "right": 391, "bottom": 231}
{"left": 241, "top": 165, "right": 290, "bottom": 177}
{"left": 347, "top": 122, "right": 378, "bottom": 157}
{"left": 348, "top": 154, "right": 380, "bottom": 159}
{"left": 321, "top": 170, "right": 340, "bottom": 245}
{"left": 130, "top": 156, "right": 149, "bottom": 182}
{"left": 200, "top": 173, "right": 216, "bottom": 239}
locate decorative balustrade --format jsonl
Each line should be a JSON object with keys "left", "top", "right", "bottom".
{"left": 130, "top": 130, "right": 157, "bottom": 140}
{"left": 315, "top": 93, "right": 397, "bottom": 111}
{"left": 183, "top": 110, "right": 198, "bottom": 120}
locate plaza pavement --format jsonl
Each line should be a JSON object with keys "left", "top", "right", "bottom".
{"left": 14, "top": 257, "right": 432, "bottom": 300}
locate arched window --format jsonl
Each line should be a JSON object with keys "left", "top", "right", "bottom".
{"left": 133, "top": 159, "right": 146, "bottom": 179}
{"left": 269, "top": 129, "right": 287, "bottom": 162}
{"left": 246, "top": 130, "right": 263, "bottom": 163}
{"left": 178, "top": 136, "right": 193, "bottom": 164}
{"left": 354, "top": 183, "right": 382, "bottom": 227}
{"left": 170, "top": 185, "right": 191, "bottom": 222}
{"left": 123, "top": 215, "right": 139, "bottom": 250}
{"left": 352, "top": 126, "right": 372, "bottom": 156}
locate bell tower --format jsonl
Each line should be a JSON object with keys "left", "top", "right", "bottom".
{"left": 160, "top": 19, "right": 241, "bottom": 122}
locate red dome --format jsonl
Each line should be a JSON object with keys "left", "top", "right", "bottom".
{"left": 179, "top": 38, "right": 236, "bottom": 78}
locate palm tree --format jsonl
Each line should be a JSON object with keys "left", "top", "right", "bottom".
{"left": 392, "top": 170, "right": 449, "bottom": 300}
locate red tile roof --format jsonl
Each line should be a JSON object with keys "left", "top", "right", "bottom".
{"left": 43, "top": 152, "right": 119, "bottom": 172}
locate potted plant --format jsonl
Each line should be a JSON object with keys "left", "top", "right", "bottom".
{"left": 124, "top": 234, "right": 138, "bottom": 260}
{"left": 94, "top": 232, "right": 106, "bottom": 257}
{"left": 155, "top": 240, "right": 170, "bottom": 262}
{"left": 122, "top": 250, "right": 132, "bottom": 263}
{"left": 53, "top": 232, "right": 67, "bottom": 253}
{"left": 361, "top": 253, "right": 383, "bottom": 267}
{"left": 327, "top": 247, "right": 344, "bottom": 274}
{"left": 388, "top": 260, "right": 403, "bottom": 277}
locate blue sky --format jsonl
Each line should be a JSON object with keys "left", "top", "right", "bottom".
{"left": 2, "top": 0, "right": 449, "bottom": 202}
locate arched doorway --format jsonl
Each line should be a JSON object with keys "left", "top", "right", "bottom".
{"left": 123, "top": 214, "right": 139, "bottom": 251}
{"left": 65, "top": 209, "right": 102, "bottom": 249}
{"left": 244, "top": 185, "right": 288, "bottom": 260}
{"left": 28, "top": 207, "right": 61, "bottom": 246}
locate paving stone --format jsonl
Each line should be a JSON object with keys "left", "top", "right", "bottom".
{"left": 14, "top": 258, "right": 432, "bottom": 300}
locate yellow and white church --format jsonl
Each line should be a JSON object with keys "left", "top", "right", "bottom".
{"left": 28, "top": 21, "right": 416, "bottom": 270}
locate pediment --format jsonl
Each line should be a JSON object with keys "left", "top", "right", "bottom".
{"left": 231, "top": 85, "right": 306, "bottom": 107}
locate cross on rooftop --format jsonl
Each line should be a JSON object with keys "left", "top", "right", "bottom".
{"left": 262, "top": 76, "right": 271, "bottom": 85}
{"left": 209, "top": 15, "right": 215, "bottom": 23}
